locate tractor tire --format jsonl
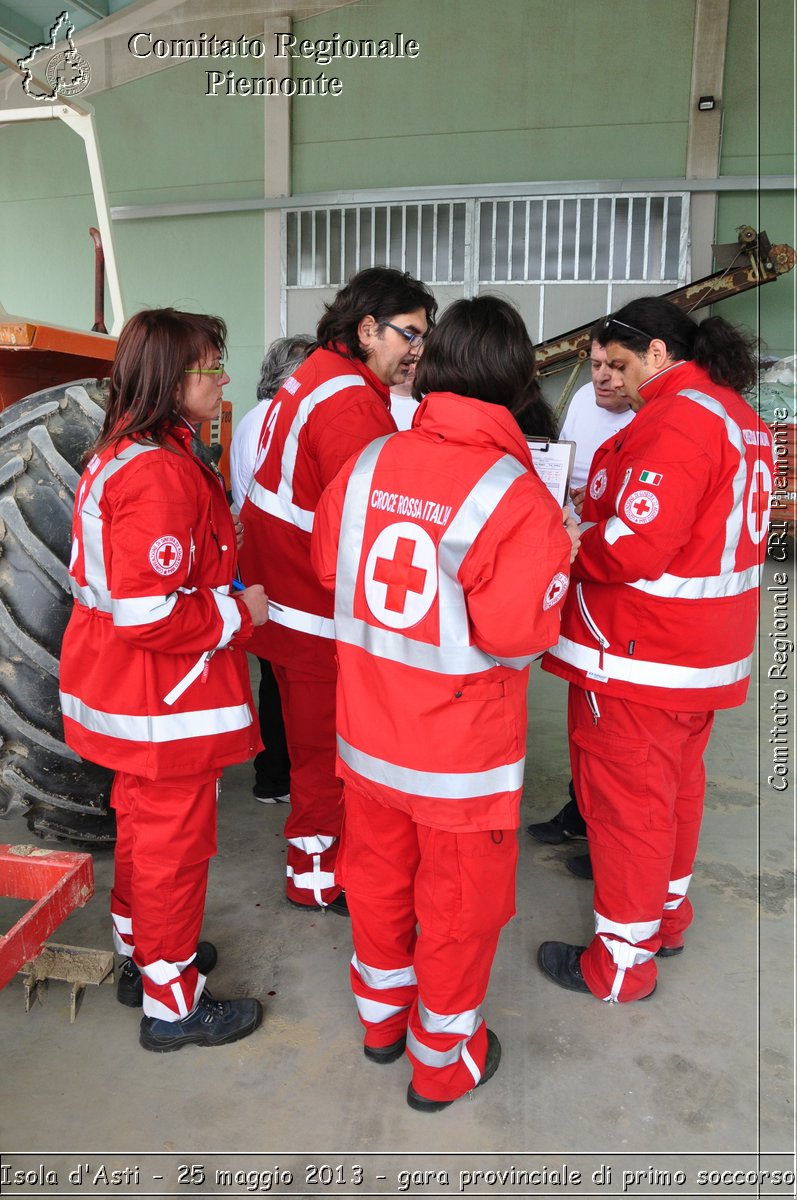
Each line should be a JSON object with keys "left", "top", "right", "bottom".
{"left": 0, "top": 380, "right": 115, "bottom": 845}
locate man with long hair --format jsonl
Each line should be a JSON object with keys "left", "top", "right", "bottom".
{"left": 239, "top": 268, "right": 437, "bottom": 915}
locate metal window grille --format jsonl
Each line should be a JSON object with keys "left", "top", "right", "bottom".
{"left": 284, "top": 193, "right": 688, "bottom": 290}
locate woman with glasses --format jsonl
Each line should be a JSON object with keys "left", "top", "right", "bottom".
{"left": 540, "top": 295, "right": 771, "bottom": 1003}
{"left": 59, "top": 307, "right": 268, "bottom": 1051}
{"left": 311, "top": 295, "right": 575, "bottom": 1111}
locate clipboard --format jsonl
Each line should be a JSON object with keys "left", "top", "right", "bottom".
{"left": 526, "top": 439, "right": 576, "bottom": 508}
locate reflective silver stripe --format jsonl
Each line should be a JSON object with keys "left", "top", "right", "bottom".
{"left": 111, "top": 593, "right": 179, "bottom": 627}
{"left": 247, "top": 476, "right": 315, "bottom": 533}
{"left": 576, "top": 584, "right": 609, "bottom": 649}
{"left": 211, "top": 589, "right": 243, "bottom": 648}
{"left": 267, "top": 599, "right": 335, "bottom": 639}
{"left": 163, "top": 652, "right": 211, "bottom": 706}
{"left": 335, "top": 613, "right": 491, "bottom": 674}
{"left": 73, "top": 441, "right": 161, "bottom": 611}
{"left": 352, "top": 955, "right": 417, "bottom": 991}
{"left": 663, "top": 873, "right": 692, "bottom": 910}
{"left": 334, "top": 439, "right": 527, "bottom": 674}
{"left": 595, "top": 913, "right": 660, "bottom": 944}
{"left": 627, "top": 563, "right": 763, "bottom": 600}
{"left": 600, "top": 938, "right": 656, "bottom": 971}
{"left": 550, "top": 636, "right": 752, "bottom": 690}
{"left": 288, "top": 834, "right": 336, "bottom": 855}
{"left": 60, "top": 691, "right": 252, "bottom": 742}
{"left": 286, "top": 863, "right": 336, "bottom": 904}
{"left": 679, "top": 388, "right": 746, "bottom": 580}
{"left": 460, "top": 1040, "right": 481, "bottom": 1087}
{"left": 418, "top": 1000, "right": 481, "bottom": 1038}
{"left": 353, "top": 995, "right": 410, "bottom": 1024}
{"left": 604, "top": 515, "right": 634, "bottom": 545}
{"left": 338, "top": 735, "right": 525, "bottom": 799}
{"left": 405, "top": 1028, "right": 464, "bottom": 1068}
{"left": 246, "top": 373, "right": 366, "bottom": 533}
{"left": 597, "top": 916, "right": 659, "bottom": 1003}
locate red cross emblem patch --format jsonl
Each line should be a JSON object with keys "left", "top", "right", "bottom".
{"left": 543, "top": 572, "right": 569, "bottom": 610}
{"left": 589, "top": 468, "right": 608, "bottom": 500}
{"left": 149, "top": 535, "right": 183, "bottom": 576}
{"left": 623, "top": 489, "right": 659, "bottom": 525}
{"left": 364, "top": 522, "right": 437, "bottom": 629}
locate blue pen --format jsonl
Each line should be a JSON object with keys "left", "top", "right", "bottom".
{"left": 231, "top": 576, "right": 245, "bottom": 593}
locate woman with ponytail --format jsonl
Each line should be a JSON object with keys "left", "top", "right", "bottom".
{"left": 540, "top": 295, "right": 773, "bottom": 1004}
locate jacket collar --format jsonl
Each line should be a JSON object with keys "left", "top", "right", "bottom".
{"left": 414, "top": 392, "right": 533, "bottom": 468}
{"left": 328, "top": 343, "right": 391, "bottom": 407}
{"left": 637, "top": 359, "right": 691, "bottom": 404}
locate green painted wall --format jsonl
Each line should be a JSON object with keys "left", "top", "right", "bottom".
{"left": 291, "top": 0, "right": 695, "bottom": 192}
{"left": 0, "top": 0, "right": 792, "bottom": 413}
{"left": 714, "top": 0, "right": 795, "bottom": 359}
{"left": 0, "top": 60, "right": 267, "bottom": 412}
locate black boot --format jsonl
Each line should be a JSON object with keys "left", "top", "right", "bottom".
{"left": 406, "top": 1029, "right": 501, "bottom": 1112}
{"left": 117, "top": 941, "right": 218, "bottom": 1008}
{"left": 140, "top": 990, "right": 263, "bottom": 1052}
{"left": 527, "top": 786, "right": 586, "bottom": 844}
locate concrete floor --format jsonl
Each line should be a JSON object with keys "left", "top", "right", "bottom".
{"left": 0, "top": 561, "right": 794, "bottom": 1198}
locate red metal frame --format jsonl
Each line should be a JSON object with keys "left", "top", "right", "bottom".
{"left": 0, "top": 845, "right": 94, "bottom": 991}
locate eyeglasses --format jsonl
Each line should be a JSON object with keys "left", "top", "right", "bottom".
{"left": 380, "top": 321, "right": 427, "bottom": 350}
{"left": 184, "top": 361, "right": 226, "bottom": 375}
{"left": 601, "top": 317, "right": 651, "bottom": 343}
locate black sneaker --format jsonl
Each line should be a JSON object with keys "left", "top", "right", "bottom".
{"left": 117, "top": 941, "right": 218, "bottom": 1008}
{"left": 139, "top": 990, "right": 263, "bottom": 1052}
{"left": 287, "top": 890, "right": 349, "bottom": 917}
{"left": 527, "top": 793, "right": 586, "bottom": 845}
{"left": 407, "top": 1029, "right": 502, "bottom": 1112}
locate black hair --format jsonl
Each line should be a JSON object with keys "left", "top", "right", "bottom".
{"left": 316, "top": 267, "right": 437, "bottom": 361}
{"left": 413, "top": 294, "right": 548, "bottom": 430}
{"left": 597, "top": 296, "right": 758, "bottom": 393}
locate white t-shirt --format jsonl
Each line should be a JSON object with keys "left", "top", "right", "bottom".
{"left": 561, "top": 382, "right": 635, "bottom": 499}
{"left": 230, "top": 400, "right": 267, "bottom": 510}
{"left": 389, "top": 390, "right": 420, "bottom": 432}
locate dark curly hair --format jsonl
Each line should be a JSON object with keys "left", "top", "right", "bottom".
{"left": 316, "top": 267, "right": 437, "bottom": 361}
{"left": 597, "top": 296, "right": 758, "bottom": 393}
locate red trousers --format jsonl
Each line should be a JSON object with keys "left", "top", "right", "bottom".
{"left": 568, "top": 686, "right": 714, "bottom": 1002}
{"left": 272, "top": 663, "right": 343, "bottom": 907}
{"left": 340, "top": 784, "right": 517, "bottom": 1103}
{"left": 110, "top": 770, "right": 218, "bottom": 1020}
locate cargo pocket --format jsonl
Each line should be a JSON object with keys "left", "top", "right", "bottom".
{"left": 571, "top": 725, "right": 651, "bottom": 830}
{"left": 451, "top": 829, "right": 518, "bottom": 941}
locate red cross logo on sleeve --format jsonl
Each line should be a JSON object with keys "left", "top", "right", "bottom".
{"left": 373, "top": 537, "right": 428, "bottom": 614}
{"left": 623, "top": 489, "right": 659, "bottom": 525}
{"left": 149, "top": 535, "right": 183, "bottom": 576}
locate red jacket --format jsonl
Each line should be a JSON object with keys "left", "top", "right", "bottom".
{"left": 311, "top": 392, "right": 573, "bottom": 832}
{"left": 239, "top": 345, "right": 396, "bottom": 674}
{"left": 59, "top": 421, "right": 260, "bottom": 779}
{"left": 543, "top": 360, "right": 773, "bottom": 710}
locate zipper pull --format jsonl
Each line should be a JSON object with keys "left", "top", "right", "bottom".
{"left": 200, "top": 653, "right": 211, "bottom": 683}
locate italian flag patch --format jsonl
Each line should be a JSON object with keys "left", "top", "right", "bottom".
{"left": 639, "top": 470, "right": 662, "bottom": 485}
